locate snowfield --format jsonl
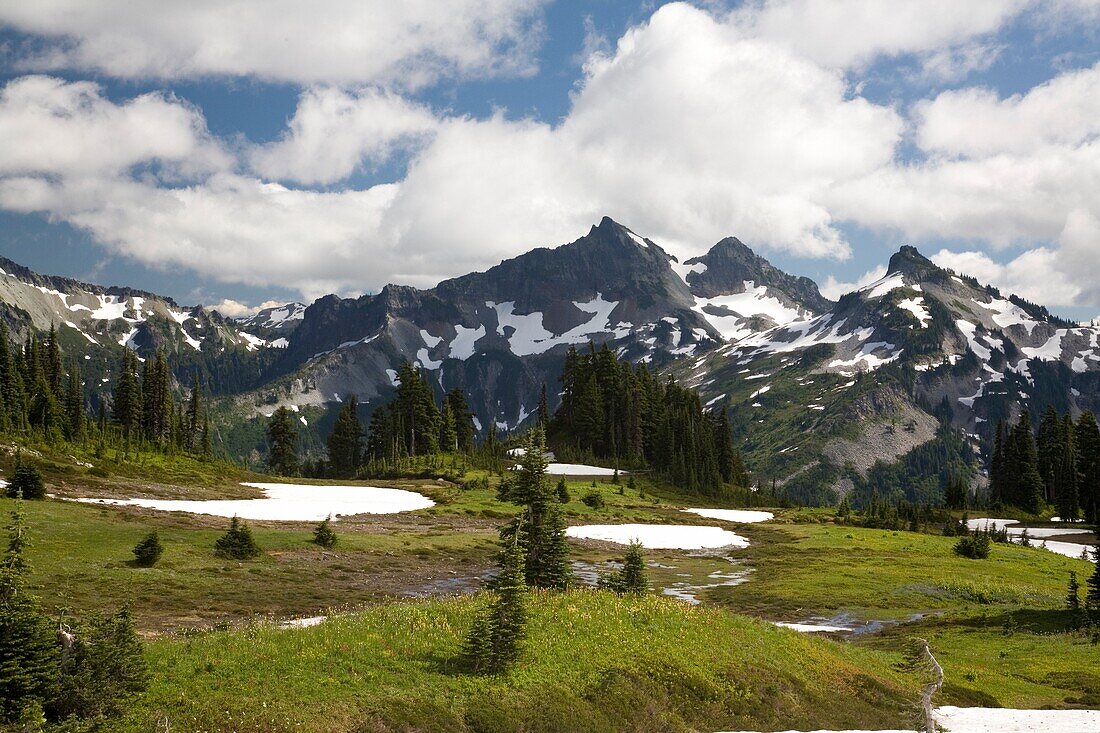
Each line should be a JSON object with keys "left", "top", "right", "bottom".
{"left": 683, "top": 508, "right": 774, "bottom": 523}
{"left": 72, "top": 482, "right": 434, "bottom": 521}
{"left": 566, "top": 524, "right": 749, "bottom": 549}
{"left": 717, "top": 705, "right": 1100, "bottom": 732}
{"left": 543, "top": 463, "right": 625, "bottom": 476}
{"left": 967, "top": 518, "right": 1095, "bottom": 560}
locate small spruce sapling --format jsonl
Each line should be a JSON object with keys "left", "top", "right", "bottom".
{"left": 312, "top": 515, "right": 337, "bottom": 549}
{"left": 131, "top": 531, "right": 163, "bottom": 567}
{"left": 213, "top": 516, "right": 261, "bottom": 560}
{"left": 556, "top": 477, "right": 570, "bottom": 504}
{"left": 1066, "top": 571, "right": 1080, "bottom": 612}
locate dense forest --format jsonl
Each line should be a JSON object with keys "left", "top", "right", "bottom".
{"left": 989, "top": 407, "right": 1100, "bottom": 521}
{"left": 0, "top": 322, "right": 211, "bottom": 458}
{"left": 548, "top": 343, "right": 747, "bottom": 495}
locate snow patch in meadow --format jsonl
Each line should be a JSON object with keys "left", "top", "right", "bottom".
{"left": 683, "top": 508, "right": 773, "bottom": 523}
{"left": 717, "top": 706, "right": 1100, "bottom": 732}
{"left": 774, "top": 621, "right": 849, "bottom": 633}
{"left": 566, "top": 524, "right": 748, "bottom": 550}
{"left": 545, "top": 463, "right": 623, "bottom": 476}
{"left": 967, "top": 518, "right": 1094, "bottom": 560}
{"left": 72, "top": 483, "right": 434, "bottom": 521}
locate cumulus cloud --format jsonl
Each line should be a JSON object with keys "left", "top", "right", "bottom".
{"left": 0, "top": 75, "right": 229, "bottom": 177}
{"left": 915, "top": 62, "right": 1100, "bottom": 155}
{"left": 248, "top": 87, "right": 439, "bottom": 185}
{"left": 819, "top": 266, "right": 887, "bottom": 300}
{"left": 930, "top": 246, "right": 1083, "bottom": 308}
{"left": 0, "top": 0, "right": 546, "bottom": 87}
{"left": 206, "top": 298, "right": 293, "bottom": 319}
{"left": 0, "top": 1, "right": 1098, "bottom": 312}
{"left": 725, "top": 0, "right": 1027, "bottom": 69}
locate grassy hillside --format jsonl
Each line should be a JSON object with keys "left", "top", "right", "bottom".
{"left": 120, "top": 591, "right": 922, "bottom": 733}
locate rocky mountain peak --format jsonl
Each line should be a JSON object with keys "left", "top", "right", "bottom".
{"left": 886, "top": 245, "right": 940, "bottom": 282}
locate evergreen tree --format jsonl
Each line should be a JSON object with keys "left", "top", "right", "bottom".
{"left": 43, "top": 324, "right": 62, "bottom": 397}
{"left": 265, "top": 407, "right": 299, "bottom": 476}
{"left": 64, "top": 366, "right": 83, "bottom": 442}
{"left": 0, "top": 500, "right": 60, "bottom": 723}
{"left": 464, "top": 531, "right": 526, "bottom": 674}
{"left": 1076, "top": 412, "right": 1100, "bottom": 525}
{"left": 1006, "top": 412, "right": 1044, "bottom": 513}
{"left": 54, "top": 609, "right": 148, "bottom": 720}
{"left": 440, "top": 401, "right": 458, "bottom": 453}
{"left": 112, "top": 349, "right": 142, "bottom": 439}
{"left": 989, "top": 420, "right": 1006, "bottom": 505}
{"left": 131, "top": 532, "right": 163, "bottom": 567}
{"left": 200, "top": 414, "right": 213, "bottom": 458}
{"left": 537, "top": 383, "right": 549, "bottom": 429}
{"left": 185, "top": 375, "right": 202, "bottom": 450}
{"left": 1086, "top": 545, "right": 1100, "bottom": 618}
{"left": 1037, "top": 405, "right": 1060, "bottom": 502}
{"left": 6, "top": 460, "right": 45, "bottom": 500}
{"left": 213, "top": 516, "right": 261, "bottom": 560}
{"left": 312, "top": 516, "right": 337, "bottom": 549}
{"left": 327, "top": 395, "right": 362, "bottom": 477}
{"left": 602, "top": 540, "right": 648, "bottom": 595}
{"left": 556, "top": 476, "right": 570, "bottom": 503}
{"left": 1054, "top": 414, "right": 1079, "bottom": 521}
{"left": 446, "top": 389, "right": 475, "bottom": 453}
{"left": 1066, "top": 571, "right": 1080, "bottom": 612}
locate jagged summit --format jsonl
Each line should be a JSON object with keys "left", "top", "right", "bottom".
{"left": 886, "top": 245, "right": 940, "bottom": 281}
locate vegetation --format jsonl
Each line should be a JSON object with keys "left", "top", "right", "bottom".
{"left": 549, "top": 343, "right": 747, "bottom": 495}
{"left": 6, "top": 459, "right": 45, "bottom": 500}
{"left": 213, "top": 516, "right": 262, "bottom": 560}
{"left": 464, "top": 533, "right": 527, "bottom": 674}
{"left": 953, "top": 529, "right": 992, "bottom": 559}
{"left": 311, "top": 515, "right": 337, "bottom": 549}
{"left": 600, "top": 540, "right": 649, "bottom": 595}
{"left": 131, "top": 531, "right": 164, "bottom": 567}
{"left": 265, "top": 406, "right": 300, "bottom": 475}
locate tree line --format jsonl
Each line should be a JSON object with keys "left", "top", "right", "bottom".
{"left": 549, "top": 343, "right": 747, "bottom": 495}
{"left": 989, "top": 407, "right": 1099, "bottom": 520}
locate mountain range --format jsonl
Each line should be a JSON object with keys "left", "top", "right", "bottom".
{"left": 2, "top": 219, "right": 1097, "bottom": 500}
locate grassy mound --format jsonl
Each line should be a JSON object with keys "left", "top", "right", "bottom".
{"left": 121, "top": 591, "right": 920, "bottom": 733}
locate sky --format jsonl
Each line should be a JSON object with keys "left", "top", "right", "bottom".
{"left": 0, "top": 0, "right": 1097, "bottom": 321}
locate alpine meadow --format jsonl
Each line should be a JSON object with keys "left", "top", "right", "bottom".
{"left": 0, "top": 2, "right": 1099, "bottom": 732}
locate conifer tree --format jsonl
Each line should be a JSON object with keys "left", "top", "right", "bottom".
{"left": 0, "top": 500, "right": 60, "bottom": 723}
{"left": 54, "top": 609, "right": 148, "bottom": 720}
{"left": 112, "top": 349, "right": 141, "bottom": 439}
{"left": 1007, "top": 412, "right": 1044, "bottom": 513}
{"left": 1086, "top": 546, "right": 1100, "bottom": 618}
{"left": 312, "top": 516, "right": 337, "bottom": 549}
{"left": 1076, "top": 412, "right": 1100, "bottom": 525}
{"left": 616, "top": 541, "right": 649, "bottom": 594}
{"left": 556, "top": 476, "right": 570, "bottom": 503}
{"left": 43, "top": 324, "right": 62, "bottom": 397}
{"left": 213, "top": 516, "right": 261, "bottom": 560}
{"left": 440, "top": 401, "right": 458, "bottom": 453}
{"left": 6, "top": 460, "right": 44, "bottom": 500}
{"left": 1054, "top": 413, "right": 1079, "bottom": 520}
{"left": 327, "top": 395, "right": 361, "bottom": 477}
{"left": 446, "top": 388, "right": 475, "bottom": 453}
{"left": 464, "top": 530, "right": 526, "bottom": 674}
{"left": 1066, "top": 571, "right": 1080, "bottom": 612}
{"left": 132, "top": 531, "right": 163, "bottom": 567}
{"left": 537, "top": 383, "right": 549, "bottom": 429}
{"left": 64, "top": 367, "right": 83, "bottom": 442}
{"left": 266, "top": 407, "right": 299, "bottom": 476}
{"left": 185, "top": 375, "right": 202, "bottom": 450}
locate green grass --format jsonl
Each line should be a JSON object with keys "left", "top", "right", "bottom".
{"left": 120, "top": 591, "right": 922, "bottom": 733}
{"left": 716, "top": 522, "right": 1092, "bottom": 619}
{"left": 4, "top": 497, "right": 498, "bottom": 632}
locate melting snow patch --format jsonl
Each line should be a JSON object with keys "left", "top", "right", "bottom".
{"left": 749, "top": 385, "right": 771, "bottom": 399}
{"left": 683, "top": 508, "right": 773, "bottom": 523}
{"left": 566, "top": 524, "right": 748, "bottom": 550}
{"left": 897, "top": 296, "right": 930, "bottom": 327}
{"left": 72, "top": 483, "right": 434, "bottom": 521}
{"left": 448, "top": 324, "right": 485, "bottom": 360}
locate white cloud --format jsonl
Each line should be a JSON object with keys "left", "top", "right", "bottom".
{"left": 248, "top": 87, "right": 439, "bottom": 185}
{"left": 0, "top": 75, "right": 229, "bottom": 177}
{"left": 725, "top": 0, "right": 1027, "bottom": 70}
{"left": 915, "top": 61, "right": 1100, "bottom": 156}
{"left": 930, "top": 246, "right": 1083, "bottom": 307}
{"left": 0, "top": 0, "right": 545, "bottom": 87}
{"left": 206, "top": 298, "right": 291, "bottom": 319}
{"left": 819, "top": 266, "right": 887, "bottom": 300}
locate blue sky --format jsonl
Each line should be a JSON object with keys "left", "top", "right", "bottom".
{"left": 0, "top": 0, "right": 1097, "bottom": 320}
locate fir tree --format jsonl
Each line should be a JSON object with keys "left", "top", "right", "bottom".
{"left": 537, "top": 383, "right": 549, "bottom": 429}
{"left": 603, "top": 540, "right": 648, "bottom": 595}
{"left": 6, "top": 460, "right": 45, "bottom": 500}
{"left": 1086, "top": 545, "right": 1100, "bottom": 618}
{"left": 312, "top": 516, "right": 337, "bottom": 549}
{"left": 1075, "top": 412, "right": 1100, "bottom": 525}
{"left": 112, "top": 349, "right": 142, "bottom": 439}
{"left": 213, "top": 516, "right": 261, "bottom": 560}
{"left": 440, "top": 401, "right": 458, "bottom": 453}
{"left": 464, "top": 531, "right": 526, "bottom": 674}
{"left": 1066, "top": 571, "right": 1080, "bottom": 612}
{"left": 200, "top": 414, "right": 213, "bottom": 458}
{"left": 64, "top": 366, "right": 84, "bottom": 442}
{"left": 446, "top": 388, "right": 475, "bottom": 453}
{"left": 131, "top": 532, "right": 163, "bottom": 567}
{"left": 0, "top": 500, "right": 60, "bottom": 723}
{"left": 185, "top": 375, "right": 202, "bottom": 450}
{"left": 327, "top": 395, "right": 361, "bottom": 477}
{"left": 265, "top": 407, "right": 299, "bottom": 476}
{"left": 555, "top": 477, "right": 570, "bottom": 503}
{"left": 54, "top": 609, "right": 148, "bottom": 720}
